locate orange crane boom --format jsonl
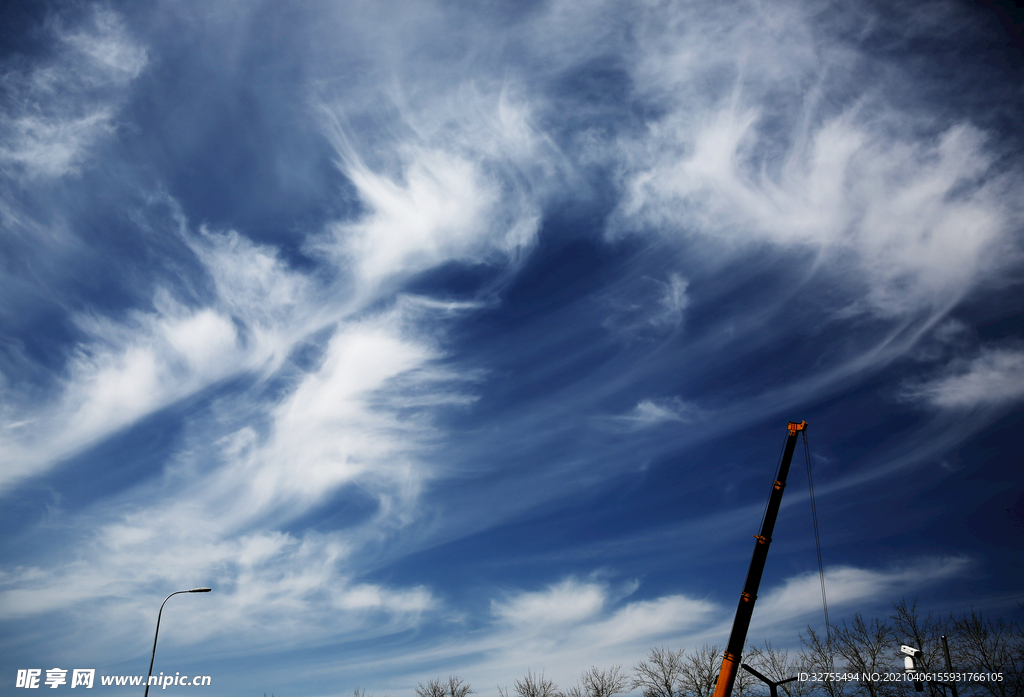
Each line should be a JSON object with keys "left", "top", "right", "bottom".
{"left": 712, "top": 421, "right": 808, "bottom": 697}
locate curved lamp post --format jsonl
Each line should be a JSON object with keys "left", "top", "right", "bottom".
{"left": 143, "top": 588, "right": 211, "bottom": 697}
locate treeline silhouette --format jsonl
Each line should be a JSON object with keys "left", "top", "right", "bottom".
{"left": 345, "top": 599, "right": 1023, "bottom": 697}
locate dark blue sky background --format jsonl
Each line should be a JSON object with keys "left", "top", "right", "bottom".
{"left": 1, "top": 1, "right": 1023, "bottom": 695}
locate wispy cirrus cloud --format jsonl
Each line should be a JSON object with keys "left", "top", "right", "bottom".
{"left": 314, "top": 558, "right": 971, "bottom": 695}
{"left": 0, "top": 227, "right": 317, "bottom": 494}
{"left": 614, "top": 89, "right": 1016, "bottom": 320}
{"left": 900, "top": 347, "right": 1024, "bottom": 410}
{"left": 0, "top": 7, "right": 146, "bottom": 178}
{"left": 315, "top": 84, "right": 567, "bottom": 296}
{"left": 597, "top": 0, "right": 1020, "bottom": 321}
{"left": 0, "top": 0, "right": 1021, "bottom": 694}
{"left": 750, "top": 556, "right": 973, "bottom": 630}
{"left": 0, "top": 529, "right": 436, "bottom": 662}
{"left": 614, "top": 397, "right": 703, "bottom": 430}
{"left": 0, "top": 243, "right": 472, "bottom": 659}
{"left": 491, "top": 578, "right": 608, "bottom": 630}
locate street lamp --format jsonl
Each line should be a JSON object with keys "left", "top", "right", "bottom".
{"left": 741, "top": 663, "right": 798, "bottom": 697}
{"left": 143, "top": 588, "right": 211, "bottom": 697}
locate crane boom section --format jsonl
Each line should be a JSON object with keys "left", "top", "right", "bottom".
{"left": 712, "top": 421, "right": 807, "bottom": 697}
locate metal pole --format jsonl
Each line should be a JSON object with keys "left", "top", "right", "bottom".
{"left": 741, "top": 663, "right": 798, "bottom": 697}
{"left": 143, "top": 588, "right": 211, "bottom": 697}
{"left": 941, "top": 636, "right": 959, "bottom": 697}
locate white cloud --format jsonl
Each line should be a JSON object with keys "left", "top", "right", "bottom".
{"left": 751, "top": 557, "right": 972, "bottom": 629}
{"left": 335, "top": 144, "right": 511, "bottom": 283}
{"left": 0, "top": 530, "right": 435, "bottom": 660}
{"left": 207, "top": 311, "right": 448, "bottom": 526}
{"left": 338, "top": 559, "right": 971, "bottom": 695}
{"left": 0, "top": 230, "right": 317, "bottom": 494}
{"left": 61, "top": 9, "right": 148, "bottom": 84}
{"left": 658, "top": 274, "right": 690, "bottom": 325}
{"left": 595, "top": 1, "right": 1019, "bottom": 319}
{"left": 190, "top": 227, "right": 319, "bottom": 335}
{"left": 0, "top": 7, "right": 147, "bottom": 177}
{"left": 615, "top": 109, "right": 1013, "bottom": 317}
{"left": 0, "top": 256, "right": 471, "bottom": 657}
{"left": 435, "top": 579, "right": 718, "bottom": 690}
{"left": 492, "top": 579, "right": 607, "bottom": 629}
{"left": 616, "top": 397, "right": 703, "bottom": 429}
{"left": 600, "top": 273, "right": 692, "bottom": 341}
{"left": 317, "top": 86, "right": 557, "bottom": 292}
{"left": 0, "top": 65, "right": 555, "bottom": 659}
{"left": 0, "top": 0, "right": 1017, "bottom": 688}
{"left": 585, "top": 593, "right": 717, "bottom": 647}
{"left": 901, "top": 347, "right": 1024, "bottom": 410}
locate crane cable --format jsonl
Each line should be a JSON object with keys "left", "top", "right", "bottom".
{"left": 803, "top": 429, "right": 830, "bottom": 643}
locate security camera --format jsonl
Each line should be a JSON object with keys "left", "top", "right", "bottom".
{"left": 901, "top": 646, "right": 922, "bottom": 672}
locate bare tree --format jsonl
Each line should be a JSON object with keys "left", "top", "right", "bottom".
{"left": 580, "top": 665, "right": 630, "bottom": 697}
{"left": 351, "top": 689, "right": 389, "bottom": 697}
{"left": 418, "top": 679, "right": 449, "bottom": 697}
{"left": 634, "top": 647, "right": 687, "bottom": 697}
{"left": 793, "top": 605, "right": 1024, "bottom": 697}
{"left": 680, "top": 644, "right": 725, "bottom": 697}
{"left": 887, "top": 598, "right": 954, "bottom": 697}
{"left": 890, "top": 599, "right": 949, "bottom": 674}
{"left": 951, "top": 609, "right": 1024, "bottom": 697}
{"left": 800, "top": 626, "right": 849, "bottom": 697}
{"left": 511, "top": 670, "right": 559, "bottom": 697}
{"left": 418, "top": 677, "right": 473, "bottom": 697}
{"left": 744, "top": 641, "right": 809, "bottom": 697}
{"left": 734, "top": 649, "right": 757, "bottom": 697}
{"left": 448, "top": 677, "right": 475, "bottom": 697}
{"left": 831, "top": 614, "right": 897, "bottom": 697}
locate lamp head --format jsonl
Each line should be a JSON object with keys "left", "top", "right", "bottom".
{"left": 189, "top": 587, "right": 212, "bottom": 593}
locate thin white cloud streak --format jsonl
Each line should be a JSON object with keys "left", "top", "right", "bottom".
{"left": 0, "top": 7, "right": 147, "bottom": 178}
{"left": 0, "top": 227, "right": 321, "bottom": 494}
{"left": 750, "top": 556, "right": 972, "bottom": 630}
{"left": 491, "top": 578, "right": 609, "bottom": 630}
{"left": 900, "top": 347, "right": 1024, "bottom": 410}
{"left": 0, "top": 531, "right": 436, "bottom": 664}
{"left": 304, "top": 558, "right": 969, "bottom": 696}
{"left": 601, "top": 273, "right": 691, "bottom": 340}
{"left": 358, "top": 577, "right": 717, "bottom": 694}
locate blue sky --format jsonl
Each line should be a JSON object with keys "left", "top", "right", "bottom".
{"left": 1, "top": 0, "right": 1023, "bottom": 695}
